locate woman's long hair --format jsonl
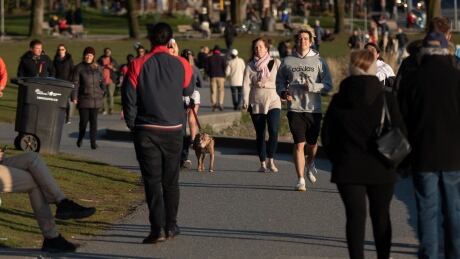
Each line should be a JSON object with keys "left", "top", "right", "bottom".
{"left": 54, "top": 43, "right": 68, "bottom": 60}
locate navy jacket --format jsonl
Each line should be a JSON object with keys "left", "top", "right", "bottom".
{"left": 17, "top": 51, "right": 55, "bottom": 77}
{"left": 122, "top": 46, "right": 194, "bottom": 130}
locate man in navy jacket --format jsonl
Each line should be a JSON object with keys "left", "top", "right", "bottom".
{"left": 122, "top": 22, "right": 194, "bottom": 244}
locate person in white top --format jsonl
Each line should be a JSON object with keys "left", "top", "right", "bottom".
{"left": 225, "top": 49, "right": 246, "bottom": 110}
{"left": 365, "top": 42, "right": 396, "bottom": 89}
{"left": 243, "top": 37, "right": 282, "bottom": 173}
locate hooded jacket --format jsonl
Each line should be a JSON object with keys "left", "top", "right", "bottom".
{"left": 398, "top": 46, "right": 460, "bottom": 172}
{"left": 276, "top": 49, "right": 332, "bottom": 113}
{"left": 17, "top": 51, "right": 55, "bottom": 78}
{"left": 321, "top": 74, "right": 406, "bottom": 184}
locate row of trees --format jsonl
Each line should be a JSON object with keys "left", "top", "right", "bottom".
{"left": 29, "top": 0, "right": 443, "bottom": 38}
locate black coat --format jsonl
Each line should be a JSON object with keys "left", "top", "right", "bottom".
{"left": 53, "top": 53, "right": 74, "bottom": 81}
{"left": 72, "top": 62, "right": 104, "bottom": 109}
{"left": 17, "top": 51, "right": 55, "bottom": 77}
{"left": 206, "top": 53, "right": 226, "bottom": 78}
{"left": 321, "top": 75, "right": 406, "bottom": 184}
{"left": 397, "top": 47, "right": 460, "bottom": 172}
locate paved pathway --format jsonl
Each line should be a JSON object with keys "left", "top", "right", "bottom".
{"left": 0, "top": 82, "right": 419, "bottom": 258}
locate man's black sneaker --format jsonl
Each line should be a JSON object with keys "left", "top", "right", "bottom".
{"left": 165, "top": 225, "right": 181, "bottom": 240}
{"left": 41, "top": 234, "right": 78, "bottom": 253}
{"left": 55, "top": 199, "right": 96, "bottom": 220}
{"left": 142, "top": 232, "right": 166, "bottom": 244}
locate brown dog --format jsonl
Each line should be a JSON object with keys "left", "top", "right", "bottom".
{"left": 193, "top": 132, "right": 215, "bottom": 172}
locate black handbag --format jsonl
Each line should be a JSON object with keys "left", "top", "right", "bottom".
{"left": 375, "top": 94, "right": 411, "bottom": 167}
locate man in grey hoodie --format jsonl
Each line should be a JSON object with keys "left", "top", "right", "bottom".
{"left": 276, "top": 29, "right": 332, "bottom": 191}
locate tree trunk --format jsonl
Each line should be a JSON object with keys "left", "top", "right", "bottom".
{"left": 167, "top": 0, "right": 175, "bottom": 15}
{"left": 95, "top": 0, "right": 101, "bottom": 11}
{"left": 126, "top": 0, "right": 140, "bottom": 39}
{"left": 334, "top": 0, "right": 345, "bottom": 33}
{"left": 425, "top": 0, "right": 441, "bottom": 27}
{"left": 29, "top": 0, "right": 44, "bottom": 37}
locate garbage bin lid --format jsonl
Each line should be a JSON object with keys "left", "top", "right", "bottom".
{"left": 12, "top": 77, "right": 75, "bottom": 89}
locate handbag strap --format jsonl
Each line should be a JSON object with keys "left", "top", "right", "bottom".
{"left": 377, "top": 93, "right": 392, "bottom": 136}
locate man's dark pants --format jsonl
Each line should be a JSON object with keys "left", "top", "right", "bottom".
{"left": 133, "top": 128, "right": 183, "bottom": 233}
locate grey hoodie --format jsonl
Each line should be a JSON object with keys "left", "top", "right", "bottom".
{"left": 276, "top": 50, "right": 332, "bottom": 113}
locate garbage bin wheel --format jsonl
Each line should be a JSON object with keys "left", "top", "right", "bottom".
{"left": 19, "top": 134, "right": 40, "bottom": 152}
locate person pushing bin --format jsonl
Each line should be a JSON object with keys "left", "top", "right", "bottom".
{"left": 12, "top": 77, "right": 74, "bottom": 154}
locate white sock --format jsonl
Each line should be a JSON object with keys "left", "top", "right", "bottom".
{"left": 298, "top": 177, "right": 305, "bottom": 184}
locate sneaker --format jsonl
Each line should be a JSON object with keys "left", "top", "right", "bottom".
{"left": 55, "top": 199, "right": 96, "bottom": 220}
{"left": 165, "top": 225, "right": 181, "bottom": 240}
{"left": 181, "top": 160, "right": 192, "bottom": 169}
{"left": 142, "top": 232, "right": 166, "bottom": 244}
{"left": 267, "top": 160, "right": 279, "bottom": 173}
{"left": 65, "top": 121, "right": 71, "bottom": 125}
{"left": 306, "top": 162, "right": 318, "bottom": 184}
{"left": 296, "top": 181, "right": 306, "bottom": 192}
{"left": 102, "top": 111, "right": 108, "bottom": 115}
{"left": 41, "top": 234, "right": 78, "bottom": 253}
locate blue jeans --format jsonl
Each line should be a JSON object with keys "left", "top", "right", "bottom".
{"left": 250, "top": 109, "right": 280, "bottom": 162}
{"left": 230, "top": 86, "right": 242, "bottom": 110}
{"left": 413, "top": 171, "right": 460, "bottom": 259}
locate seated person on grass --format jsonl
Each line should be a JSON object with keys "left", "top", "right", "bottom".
{"left": 0, "top": 149, "right": 96, "bottom": 253}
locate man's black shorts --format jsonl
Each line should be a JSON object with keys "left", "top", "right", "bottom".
{"left": 287, "top": 112, "right": 323, "bottom": 145}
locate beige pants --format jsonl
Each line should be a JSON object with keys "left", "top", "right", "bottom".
{"left": 0, "top": 152, "right": 65, "bottom": 238}
{"left": 103, "top": 83, "right": 116, "bottom": 113}
{"left": 210, "top": 77, "right": 225, "bottom": 107}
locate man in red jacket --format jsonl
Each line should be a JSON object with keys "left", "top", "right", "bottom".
{"left": 122, "top": 22, "right": 194, "bottom": 244}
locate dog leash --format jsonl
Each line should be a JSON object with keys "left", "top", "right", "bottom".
{"left": 190, "top": 107, "right": 202, "bottom": 131}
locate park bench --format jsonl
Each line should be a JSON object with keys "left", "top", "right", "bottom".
{"left": 177, "top": 24, "right": 202, "bottom": 39}
{"left": 42, "top": 22, "right": 52, "bottom": 36}
{"left": 70, "top": 24, "right": 87, "bottom": 38}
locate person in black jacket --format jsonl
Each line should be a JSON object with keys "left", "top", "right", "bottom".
{"left": 223, "top": 21, "right": 237, "bottom": 50}
{"left": 206, "top": 45, "right": 227, "bottom": 111}
{"left": 321, "top": 49, "right": 407, "bottom": 259}
{"left": 17, "top": 39, "right": 55, "bottom": 77}
{"left": 71, "top": 47, "right": 104, "bottom": 150}
{"left": 53, "top": 43, "right": 74, "bottom": 124}
{"left": 397, "top": 18, "right": 460, "bottom": 258}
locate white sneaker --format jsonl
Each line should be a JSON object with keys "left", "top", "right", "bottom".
{"left": 296, "top": 180, "right": 306, "bottom": 191}
{"left": 267, "top": 159, "right": 279, "bottom": 173}
{"left": 306, "top": 161, "right": 318, "bottom": 184}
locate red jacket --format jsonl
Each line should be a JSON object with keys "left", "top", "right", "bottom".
{"left": 0, "top": 58, "right": 7, "bottom": 93}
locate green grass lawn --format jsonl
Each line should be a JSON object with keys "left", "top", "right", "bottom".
{"left": 0, "top": 148, "right": 143, "bottom": 248}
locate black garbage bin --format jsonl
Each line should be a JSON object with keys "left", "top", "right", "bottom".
{"left": 11, "top": 77, "right": 74, "bottom": 154}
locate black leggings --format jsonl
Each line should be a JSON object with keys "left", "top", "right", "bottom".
{"left": 78, "top": 108, "right": 98, "bottom": 144}
{"left": 337, "top": 183, "right": 394, "bottom": 259}
{"left": 250, "top": 109, "right": 280, "bottom": 162}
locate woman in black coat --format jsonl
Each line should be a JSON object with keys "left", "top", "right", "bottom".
{"left": 71, "top": 47, "right": 104, "bottom": 150}
{"left": 321, "top": 50, "right": 407, "bottom": 259}
{"left": 53, "top": 44, "right": 74, "bottom": 124}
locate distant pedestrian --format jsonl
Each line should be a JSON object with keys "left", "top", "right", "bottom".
{"left": 223, "top": 21, "right": 237, "bottom": 50}
{"left": 321, "top": 49, "right": 406, "bottom": 259}
{"left": 180, "top": 49, "right": 203, "bottom": 169}
{"left": 17, "top": 39, "right": 55, "bottom": 77}
{"left": 395, "top": 28, "right": 409, "bottom": 64}
{"left": 206, "top": 45, "right": 227, "bottom": 111}
{"left": 313, "top": 19, "right": 324, "bottom": 51}
{"left": 135, "top": 44, "right": 146, "bottom": 58}
{"left": 226, "top": 49, "right": 245, "bottom": 110}
{"left": 243, "top": 37, "right": 282, "bottom": 173}
{"left": 122, "top": 23, "right": 194, "bottom": 244}
{"left": 118, "top": 54, "right": 134, "bottom": 87}
{"left": 0, "top": 57, "right": 7, "bottom": 97}
{"left": 72, "top": 47, "right": 104, "bottom": 150}
{"left": 347, "top": 30, "right": 361, "bottom": 49}
{"left": 53, "top": 44, "right": 75, "bottom": 124}
{"left": 276, "top": 29, "right": 332, "bottom": 191}
{"left": 365, "top": 43, "right": 395, "bottom": 89}
{"left": 277, "top": 40, "right": 291, "bottom": 59}
{"left": 98, "top": 48, "right": 118, "bottom": 115}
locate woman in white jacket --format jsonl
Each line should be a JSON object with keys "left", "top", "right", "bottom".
{"left": 243, "top": 37, "right": 282, "bottom": 173}
{"left": 226, "top": 49, "right": 246, "bottom": 110}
